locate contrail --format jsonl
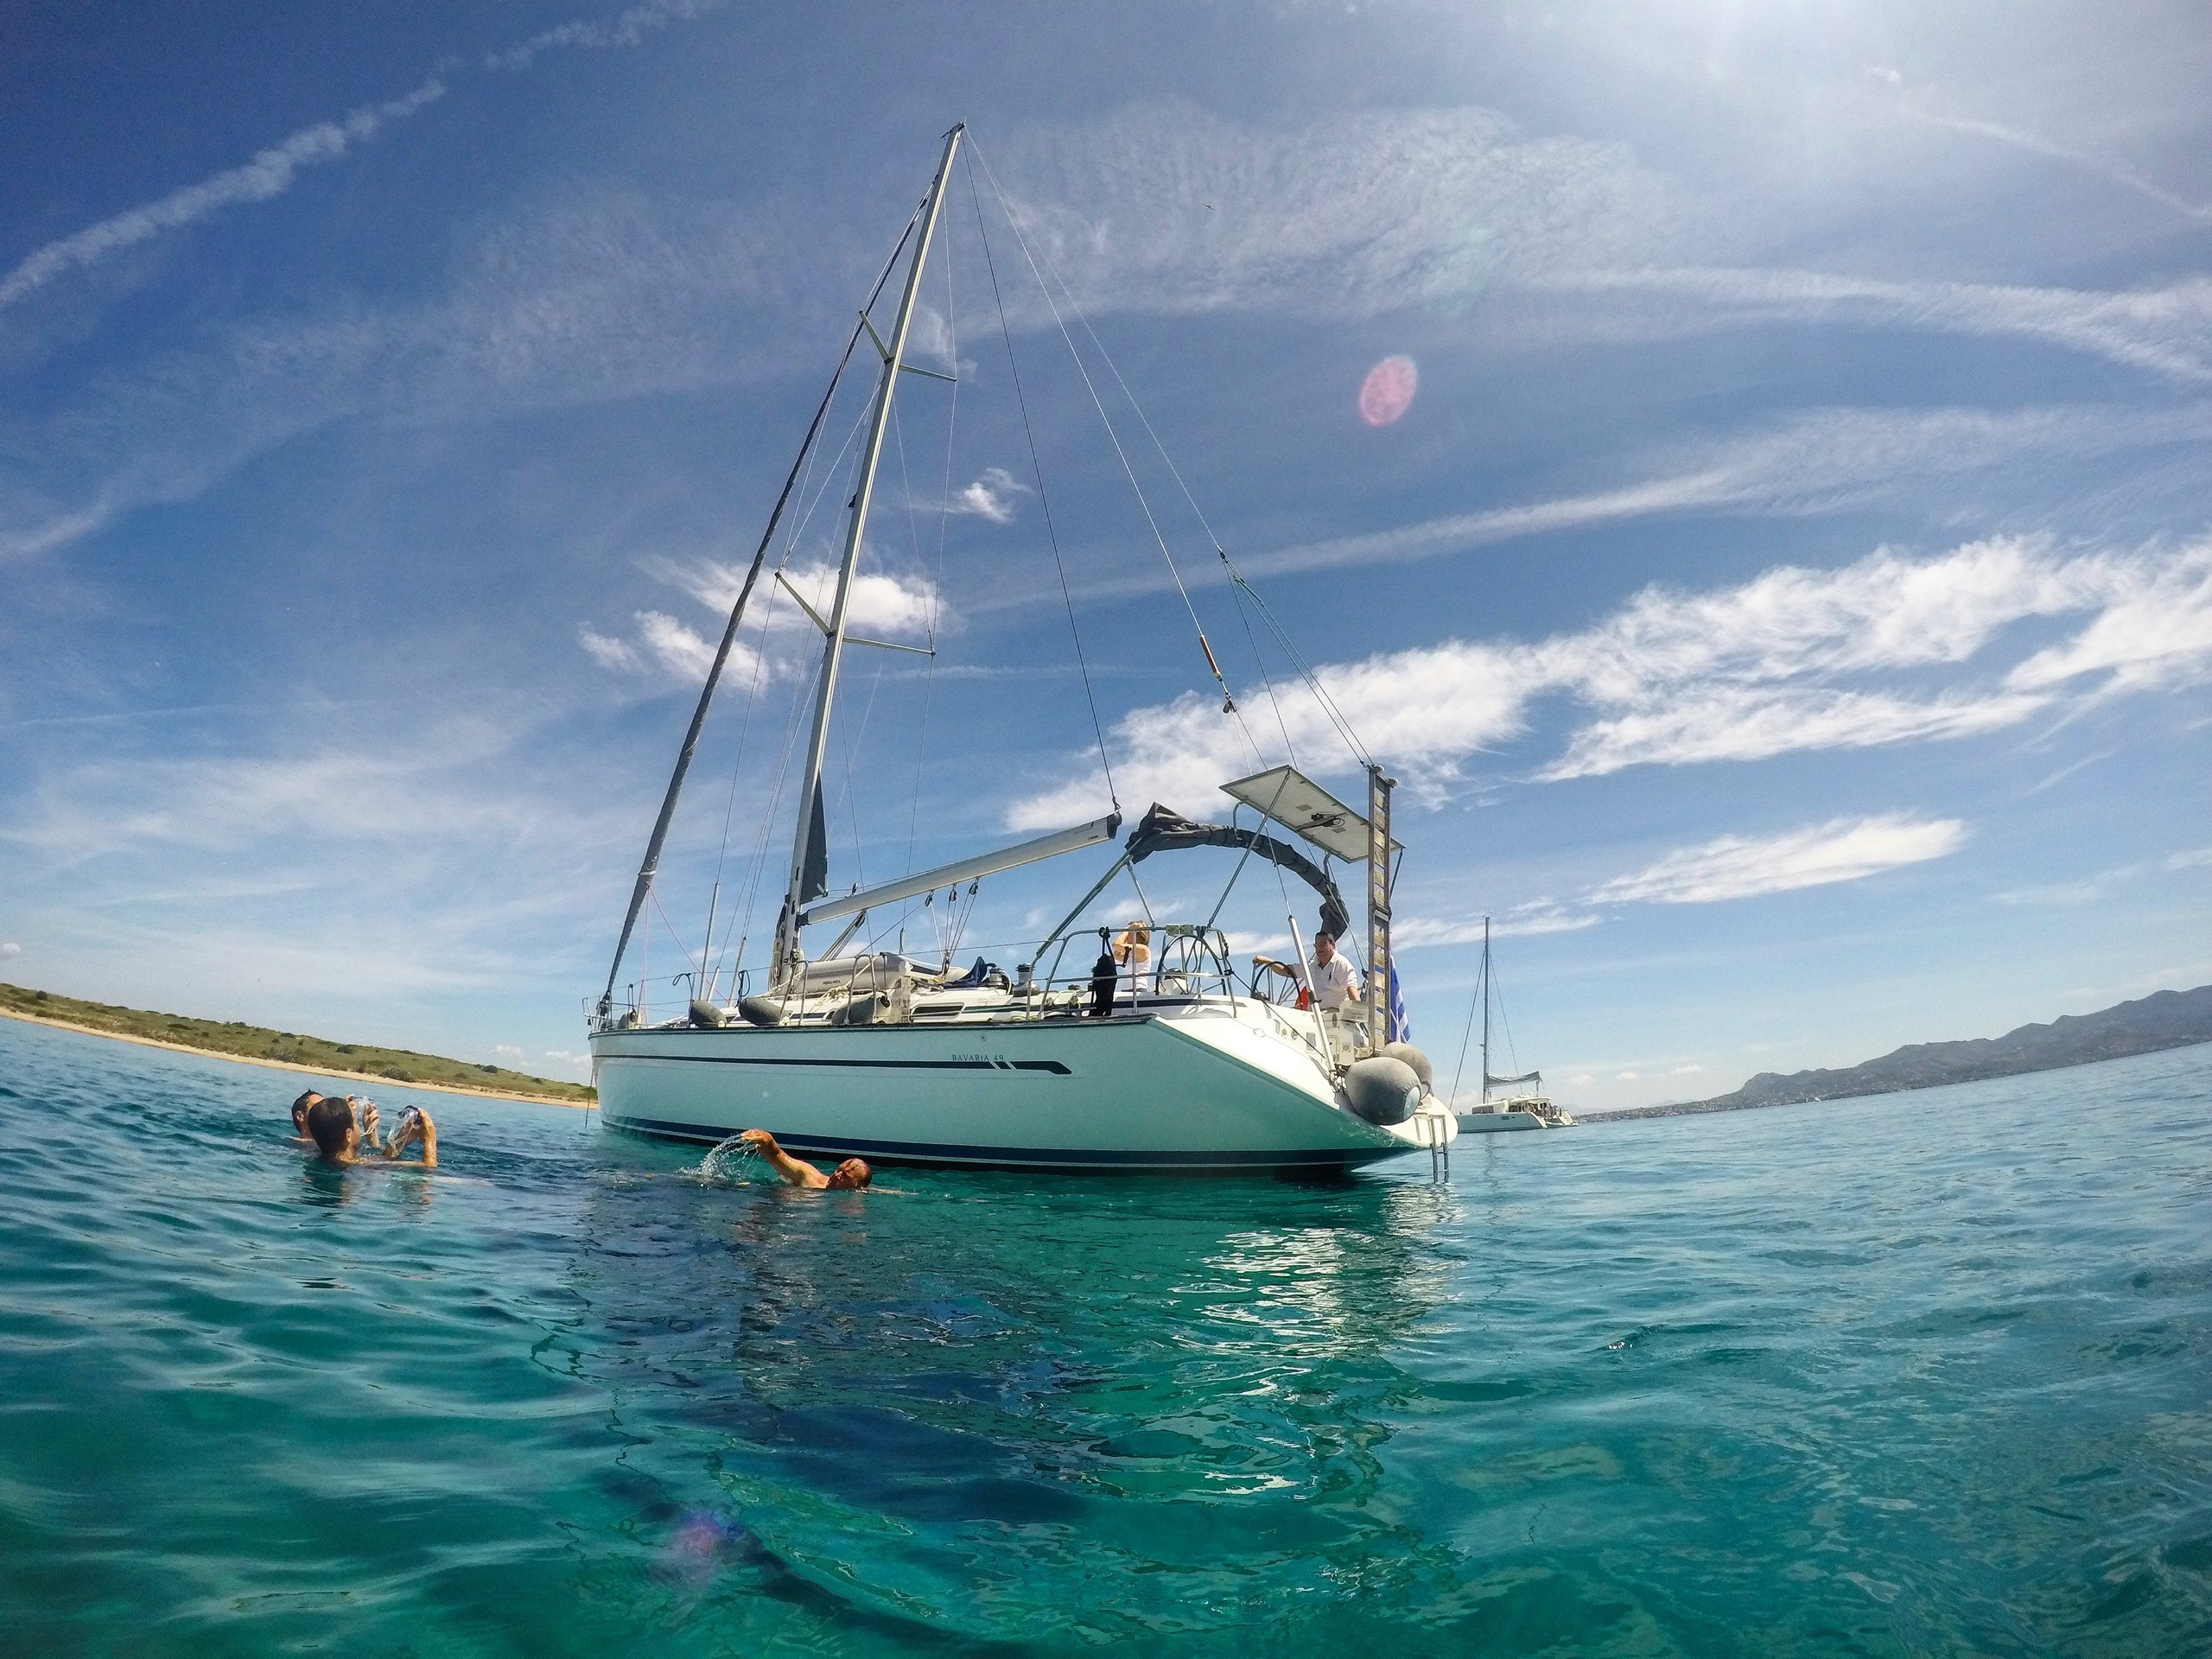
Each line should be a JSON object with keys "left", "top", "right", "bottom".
{"left": 0, "top": 0, "right": 741, "bottom": 315}
{"left": 486, "top": 0, "right": 734, "bottom": 72}
{"left": 0, "top": 79, "right": 446, "bottom": 313}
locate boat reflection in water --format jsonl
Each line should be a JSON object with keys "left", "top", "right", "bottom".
{"left": 558, "top": 1145, "right": 1462, "bottom": 1639}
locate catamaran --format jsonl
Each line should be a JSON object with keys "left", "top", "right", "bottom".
{"left": 1450, "top": 918, "right": 1574, "bottom": 1132}
{"left": 584, "top": 124, "right": 1458, "bottom": 1171}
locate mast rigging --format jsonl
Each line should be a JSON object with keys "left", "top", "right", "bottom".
{"left": 772, "top": 124, "right": 968, "bottom": 987}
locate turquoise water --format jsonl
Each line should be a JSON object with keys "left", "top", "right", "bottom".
{"left": 3, "top": 1020, "right": 2209, "bottom": 1656}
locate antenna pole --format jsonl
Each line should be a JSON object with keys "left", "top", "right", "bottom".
{"left": 774, "top": 124, "right": 965, "bottom": 987}
{"left": 1364, "top": 764, "right": 1395, "bottom": 1051}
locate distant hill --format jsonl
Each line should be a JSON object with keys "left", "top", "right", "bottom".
{"left": 0, "top": 981, "right": 594, "bottom": 1105}
{"left": 1588, "top": 984, "right": 2212, "bottom": 1122}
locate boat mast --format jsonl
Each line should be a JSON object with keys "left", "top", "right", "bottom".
{"left": 773, "top": 123, "right": 965, "bottom": 987}
{"left": 1479, "top": 915, "right": 1491, "bottom": 1106}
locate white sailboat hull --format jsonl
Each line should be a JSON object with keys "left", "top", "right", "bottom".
{"left": 1455, "top": 1109, "right": 1545, "bottom": 1133}
{"left": 590, "top": 1005, "right": 1452, "bottom": 1172}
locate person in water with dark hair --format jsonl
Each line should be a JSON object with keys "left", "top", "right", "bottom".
{"left": 739, "top": 1128, "right": 869, "bottom": 1190}
{"left": 304, "top": 1094, "right": 437, "bottom": 1168}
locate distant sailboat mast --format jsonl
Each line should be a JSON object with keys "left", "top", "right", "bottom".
{"left": 1479, "top": 914, "right": 1491, "bottom": 1109}
{"left": 772, "top": 123, "right": 966, "bottom": 988}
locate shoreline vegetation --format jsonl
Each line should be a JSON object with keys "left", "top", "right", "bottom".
{"left": 1582, "top": 982, "right": 2212, "bottom": 1123}
{"left": 0, "top": 982, "right": 594, "bottom": 1107}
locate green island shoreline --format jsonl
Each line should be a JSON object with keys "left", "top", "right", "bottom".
{"left": 0, "top": 982, "right": 594, "bottom": 1108}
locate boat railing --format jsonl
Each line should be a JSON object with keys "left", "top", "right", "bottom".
{"left": 585, "top": 965, "right": 758, "bottom": 1033}
{"left": 583, "top": 930, "right": 1377, "bottom": 1059}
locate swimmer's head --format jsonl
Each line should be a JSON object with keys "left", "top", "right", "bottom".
{"left": 305, "top": 1096, "right": 358, "bottom": 1161}
{"left": 291, "top": 1090, "right": 325, "bottom": 1132}
{"left": 827, "top": 1158, "right": 872, "bottom": 1191}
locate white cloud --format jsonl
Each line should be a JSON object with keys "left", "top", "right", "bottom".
{"left": 1897, "top": 108, "right": 2212, "bottom": 226}
{"left": 1589, "top": 815, "right": 1967, "bottom": 906}
{"left": 1008, "top": 535, "right": 2212, "bottom": 824}
{"left": 577, "top": 624, "right": 642, "bottom": 672}
{"left": 1544, "top": 684, "right": 2041, "bottom": 779}
{"left": 0, "top": 942, "right": 21, "bottom": 959}
{"left": 493, "top": 1043, "right": 524, "bottom": 1061}
{"left": 1538, "top": 266, "right": 2212, "bottom": 383}
{"left": 0, "top": 80, "right": 446, "bottom": 313}
{"left": 0, "top": 503, "right": 118, "bottom": 563}
{"left": 1399, "top": 817, "right": 1965, "bottom": 947}
{"left": 633, "top": 610, "right": 717, "bottom": 679}
{"left": 1001, "top": 402, "right": 2212, "bottom": 606}
{"left": 582, "top": 558, "right": 942, "bottom": 683}
{"left": 1394, "top": 906, "right": 1598, "bottom": 948}
{"left": 487, "top": 0, "right": 734, "bottom": 72}
{"left": 1994, "top": 873, "right": 2126, "bottom": 907}
{"left": 2000, "top": 844, "right": 2212, "bottom": 905}
{"left": 947, "top": 467, "right": 1028, "bottom": 524}
{"left": 2005, "top": 543, "right": 2212, "bottom": 696}
{"left": 0, "top": 717, "right": 598, "bottom": 862}
{"left": 0, "top": 1, "right": 746, "bottom": 320}
{"left": 0, "top": 176, "right": 799, "bottom": 563}
{"left": 640, "top": 556, "right": 939, "bottom": 639}
{"left": 991, "top": 101, "right": 1694, "bottom": 321}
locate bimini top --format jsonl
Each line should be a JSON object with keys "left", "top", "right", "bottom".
{"left": 1218, "top": 766, "right": 1399, "bottom": 864}
{"left": 1124, "top": 804, "right": 1352, "bottom": 942}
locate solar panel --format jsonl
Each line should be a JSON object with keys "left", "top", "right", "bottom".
{"left": 1218, "top": 766, "right": 1398, "bottom": 863}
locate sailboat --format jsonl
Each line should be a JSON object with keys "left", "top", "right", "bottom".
{"left": 1451, "top": 918, "right": 1574, "bottom": 1132}
{"left": 584, "top": 124, "right": 1458, "bottom": 1172}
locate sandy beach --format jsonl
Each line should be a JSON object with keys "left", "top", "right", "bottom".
{"left": 0, "top": 1006, "right": 594, "bottom": 1109}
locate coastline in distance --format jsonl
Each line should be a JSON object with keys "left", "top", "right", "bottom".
{"left": 1586, "top": 983, "right": 2212, "bottom": 1123}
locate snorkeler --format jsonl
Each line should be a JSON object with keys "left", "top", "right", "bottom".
{"left": 289, "top": 1089, "right": 330, "bottom": 1139}
{"left": 304, "top": 1095, "right": 437, "bottom": 1168}
{"left": 738, "top": 1128, "right": 870, "bottom": 1190}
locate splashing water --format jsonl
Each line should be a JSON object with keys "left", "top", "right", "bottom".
{"left": 693, "top": 1135, "right": 762, "bottom": 1185}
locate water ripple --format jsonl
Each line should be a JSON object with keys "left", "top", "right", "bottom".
{"left": 2, "top": 1018, "right": 2209, "bottom": 1653}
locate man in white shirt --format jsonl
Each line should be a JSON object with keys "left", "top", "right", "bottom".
{"left": 1255, "top": 930, "right": 1363, "bottom": 1010}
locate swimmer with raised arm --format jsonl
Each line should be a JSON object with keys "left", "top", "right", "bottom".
{"left": 739, "top": 1128, "right": 870, "bottom": 1190}
{"left": 303, "top": 1094, "right": 437, "bottom": 1168}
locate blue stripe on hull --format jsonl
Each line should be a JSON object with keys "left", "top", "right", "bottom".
{"left": 601, "top": 1114, "right": 1404, "bottom": 1173}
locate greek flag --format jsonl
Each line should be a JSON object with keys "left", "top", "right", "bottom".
{"left": 1387, "top": 963, "right": 1409, "bottom": 1044}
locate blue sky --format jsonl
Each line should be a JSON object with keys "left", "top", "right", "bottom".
{"left": 3, "top": 0, "right": 2209, "bottom": 1110}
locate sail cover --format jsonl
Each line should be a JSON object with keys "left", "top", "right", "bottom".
{"left": 800, "top": 779, "right": 829, "bottom": 902}
{"left": 1124, "top": 804, "right": 1352, "bottom": 940}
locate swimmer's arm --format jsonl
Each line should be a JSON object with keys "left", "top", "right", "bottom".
{"left": 385, "top": 1109, "right": 438, "bottom": 1168}
{"left": 740, "top": 1128, "right": 827, "bottom": 1188}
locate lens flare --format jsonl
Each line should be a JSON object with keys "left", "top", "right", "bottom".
{"left": 659, "top": 1509, "right": 747, "bottom": 1585}
{"left": 1357, "top": 355, "right": 1418, "bottom": 426}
